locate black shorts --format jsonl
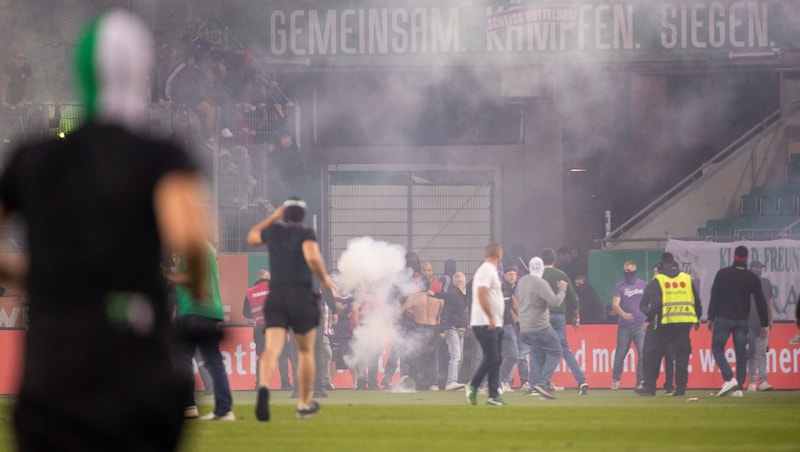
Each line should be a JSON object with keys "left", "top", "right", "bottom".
{"left": 264, "top": 285, "right": 320, "bottom": 334}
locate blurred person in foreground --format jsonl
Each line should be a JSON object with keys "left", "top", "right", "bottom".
{"left": 0, "top": 10, "right": 210, "bottom": 451}
{"left": 247, "top": 198, "right": 333, "bottom": 421}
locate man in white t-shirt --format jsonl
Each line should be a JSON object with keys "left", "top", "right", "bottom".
{"left": 465, "top": 243, "right": 508, "bottom": 406}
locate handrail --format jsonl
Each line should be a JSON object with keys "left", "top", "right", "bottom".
{"left": 606, "top": 109, "right": 782, "bottom": 240}
{"left": 598, "top": 229, "right": 800, "bottom": 246}
{"left": 779, "top": 217, "right": 800, "bottom": 236}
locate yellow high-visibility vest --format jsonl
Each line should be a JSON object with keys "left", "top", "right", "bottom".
{"left": 654, "top": 273, "right": 698, "bottom": 324}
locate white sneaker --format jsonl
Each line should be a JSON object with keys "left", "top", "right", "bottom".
{"left": 717, "top": 378, "right": 739, "bottom": 397}
{"left": 551, "top": 384, "right": 565, "bottom": 392}
{"left": 199, "top": 411, "right": 236, "bottom": 421}
{"left": 220, "top": 128, "right": 234, "bottom": 138}
{"left": 731, "top": 390, "right": 743, "bottom": 398}
{"left": 788, "top": 334, "right": 800, "bottom": 345}
{"left": 184, "top": 405, "right": 199, "bottom": 418}
{"left": 747, "top": 383, "right": 758, "bottom": 392}
{"left": 445, "top": 382, "right": 465, "bottom": 391}
{"left": 759, "top": 381, "right": 774, "bottom": 391}
{"left": 501, "top": 382, "right": 515, "bottom": 393}
{"left": 611, "top": 380, "right": 620, "bottom": 390}
{"left": 520, "top": 382, "right": 531, "bottom": 392}
{"left": 428, "top": 385, "right": 440, "bottom": 391}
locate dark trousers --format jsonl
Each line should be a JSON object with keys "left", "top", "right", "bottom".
{"left": 644, "top": 327, "right": 676, "bottom": 390}
{"left": 436, "top": 334, "right": 449, "bottom": 388}
{"left": 281, "top": 334, "right": 294, "bottom": 389}
{"left": 712, "top": 316, "right": 749, "bottom": 387}
{"left": 253, "top": 325, "right": 265, "bottom": 388}
{"left": 642, "top": 323, "right": 692, "bottom": 394}
{"left": 469, "top": 326, "right": 504, "bottom": 398}
{"left": 412, "top": 324, "right": 438, "bottom": 389}
{"left": 384, "top": 317, "right": 415, "bottom": 384}
{"left": 15, "top": 306, "right": 187, "bottom": 452}
{"left": 663, "top": 343, "right": 676, "bottom": 391}
{"left": 313, "top": 323, "right": 327, "bottom": 389}
{"left": 356, "top": 352, "right": 380, "bottom": 389}
{"left": 175, "top": 315, "right": 233, "bottom": 416}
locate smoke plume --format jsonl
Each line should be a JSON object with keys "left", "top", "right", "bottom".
{"left": 334, "top": 236, "right": 420, "bottom": 382}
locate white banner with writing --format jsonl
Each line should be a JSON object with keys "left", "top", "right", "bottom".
{"left": 665, "top": 239, "right": 799, "bottom": 322}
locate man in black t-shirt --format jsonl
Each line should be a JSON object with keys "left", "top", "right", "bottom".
{"left": 0, "top": 11, "right": 210, "bottom": 451}
{"left": 247, "top": 198, "right": 333, "bottom": 421}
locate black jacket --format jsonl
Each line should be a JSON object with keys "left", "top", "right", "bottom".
{"left": 639, "top": 263, "right": 702, "bottom": 325}
{"left": 708, "top": 261, "right": 768, "bottom": 327}
{"left": 436, "top": 284, "right": 469, "bottom": 331}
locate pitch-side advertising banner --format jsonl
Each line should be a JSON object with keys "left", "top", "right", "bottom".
{"left": 665, "top": 239, "right": 800, "bottom": 322}
{"left": 3, "top": 325, "right": 798, "bottom": 394}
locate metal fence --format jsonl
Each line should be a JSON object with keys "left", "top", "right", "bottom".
{"left": 0, "top": 102, "right": 295, "bottom": 253}
{"left": 324, "top": 168, "right": 496, "bottom": 278}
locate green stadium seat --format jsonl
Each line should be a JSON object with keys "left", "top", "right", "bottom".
{"left": 778, "top": 193, "right": 796, "bottom": 215}
{"left": 759, "top": 195, "right": 779, "bottom": 215}
{"left": 742, "top": 195, "right": 758, "bottom": 216}
{"left": 788, "top": 162, "right": 800, "bottom": 185}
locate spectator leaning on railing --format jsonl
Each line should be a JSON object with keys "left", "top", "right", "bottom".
{"left": 1, "top": 50, "right": 33, "bottom": 142}
{"left": 164, "top": 51, "right": 218, "bottom": 145}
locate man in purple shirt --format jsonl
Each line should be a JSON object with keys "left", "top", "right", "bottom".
{"left": 610, "top": 261, "right": 648, "bottom": 390}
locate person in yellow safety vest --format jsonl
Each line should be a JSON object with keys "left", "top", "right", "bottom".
{"left": 636, "top": 252, "right": 702, "bottom": 397}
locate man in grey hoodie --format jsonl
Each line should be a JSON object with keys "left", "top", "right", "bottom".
{"left": 516, "top": 257, "right": 567, "bottom": 400}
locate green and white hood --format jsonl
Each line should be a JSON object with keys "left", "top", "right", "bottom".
{"left": 75, "top": 9, "right": 153, "bottom": 129}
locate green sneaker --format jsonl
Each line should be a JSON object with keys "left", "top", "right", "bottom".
{"left": 465, "top": 385, "right": 478, "bottom": 406}
{"left": 486, "top": 396, "right": 509, "bottom": 406}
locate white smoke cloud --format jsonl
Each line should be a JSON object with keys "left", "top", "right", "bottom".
{"left": 334, "top": 236, "right": 422, "bottom": 382}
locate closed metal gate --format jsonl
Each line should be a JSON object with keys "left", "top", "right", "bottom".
{"left": 324, "top": 167, "right": 496, "bottom": 277}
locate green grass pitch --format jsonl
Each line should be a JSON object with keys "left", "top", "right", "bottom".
{"left": 2, "top": 389, "right": 798, "bottom": 451}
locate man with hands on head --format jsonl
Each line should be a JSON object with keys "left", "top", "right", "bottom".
{"left": 247, "top": 198, "right": 333, "bottom": 421}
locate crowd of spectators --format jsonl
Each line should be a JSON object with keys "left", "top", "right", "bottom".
{"left": 149, "top": 18, "right": 304, "bottom": 251}
{"left": 314, "top": 245, "right": 606, "bottom": 393}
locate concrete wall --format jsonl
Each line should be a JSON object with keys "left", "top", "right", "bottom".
{"left": 304, "top": 102, "right": 566, "bottom": 259}
{"left": 607, "top": 116, "right": 789, "bottom": 249}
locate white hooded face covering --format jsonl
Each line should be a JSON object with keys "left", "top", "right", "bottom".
{"left": 75, "top": 10, "right": 153, "bottom": 129}
{"left": 528, "top": 257, "right": 544, "bottom": 278}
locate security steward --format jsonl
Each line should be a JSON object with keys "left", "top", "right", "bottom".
{"left": 243, "top": 269, "right": 271, "bottom": 386}
{"left": 636, "top": 252, "right": 702, "bottom": 397}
